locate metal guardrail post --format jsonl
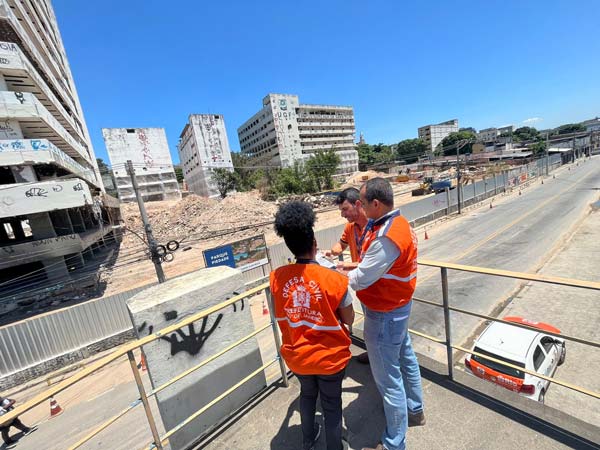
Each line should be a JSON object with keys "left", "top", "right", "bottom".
{"left": 126, "top": 351, "right": 163, "bottom": 450}
{"left": 265, "top": 287, "right": 289, "bottom": 387}
{"left": 440, "top": 268, "right": 453, "bottom": 380}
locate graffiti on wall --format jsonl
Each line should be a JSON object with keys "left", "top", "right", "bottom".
{"left": 137, "top": 129, "right": 154, "bottom": 167}
{"left": 198, "top": 115, "right": 229, "bottom": 166}
{"left": 138, "top": 291, "right": 246, "bottom": 357}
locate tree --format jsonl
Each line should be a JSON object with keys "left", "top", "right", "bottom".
{"left": 305, "top": 149, "right": 341, "bottom": 191}
{"left": 357, "top": 143, "right": 376, "bottom": 170}
{"left": 513, "top": 126, "right": 539, "bottom": 142}
{"left": 373, "top": 143, "right": 395, "bottom": 164}
{"left": 174, "top": 166, "right": 184, "bottom": 183}
{"left": 529, "top": 141, "right": 546, "bottom": 156}
{"left": 273, "top": 162, "right": 312, "bottom": 196}
{"left": 439, "top": 131, "right": 476, "bottom": 156}
{"left": 231, "top": 152, "right": 263, "bottom": 191}
{"left": 96, "top": 158, "right": 109, "bottom": 174}
{"left": 555, "top": 123, "right": 586, "bottom": 135}
{"left": 212, "top": 168, "right": 236, "bottom": 198}
{"left": 395, "top": 138, "right": 428, "bottom": 163}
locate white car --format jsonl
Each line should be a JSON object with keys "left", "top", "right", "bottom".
{"left": 465, "top": 316, "right": 566, "bottom": 403}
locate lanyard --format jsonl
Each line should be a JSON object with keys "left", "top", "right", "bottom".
{"left": 354, "top": 222, "right": 370, "bottom": 258}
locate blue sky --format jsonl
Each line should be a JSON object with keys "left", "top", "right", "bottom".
{"left": 54, "top": 0, "right": 600, "bottom": 165}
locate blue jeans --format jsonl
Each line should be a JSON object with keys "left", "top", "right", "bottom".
{"left": 363, "top": 302, "right": 423, "bottom": 450}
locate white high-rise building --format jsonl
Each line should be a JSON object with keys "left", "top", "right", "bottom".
{"left": 418, "top": 119, "right": 459, "bottom": 153}
{"left": 177, "top": 114, "right": 233, "bottom": 198}
{"left": 0, "top": 0, "right": 121, "bottom": 296}
{"left": 102, "top": 128, "right": 181, "bottom": 202}
{"left": 238, "top": 94, "right": 358, "bottom": 175}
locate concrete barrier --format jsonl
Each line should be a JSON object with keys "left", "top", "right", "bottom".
{"left": 127, "top": 266, "right": 266, "bottom": 450}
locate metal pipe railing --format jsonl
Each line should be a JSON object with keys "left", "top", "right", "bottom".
{"left": 3, "top": 260, "right": 599, "bottom": 450}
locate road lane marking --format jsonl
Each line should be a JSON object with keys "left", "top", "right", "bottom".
{"left": 417, "top": 166, "right": 598, "bottom": 285}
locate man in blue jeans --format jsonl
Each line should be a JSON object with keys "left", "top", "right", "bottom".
{"left": 345, "top": 178, "right": 425, "bottom": 450}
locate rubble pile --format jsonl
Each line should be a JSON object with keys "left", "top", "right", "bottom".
{"left": 344, "top": 170, "right": 390, "bottom": 186}
{"left": 120, "top": 191, "right": 278, "bottom": 246}
{"left": 275, "top": 193, "right": 335, "bottom": 209}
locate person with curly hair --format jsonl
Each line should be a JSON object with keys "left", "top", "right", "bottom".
{"left": 270, "top": 200, "right": 354, "bottom": 450}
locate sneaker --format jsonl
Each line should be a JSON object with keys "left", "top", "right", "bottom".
{"left": 408, "top": 410, "right": 426, "bottom": 427}
{"left": 304, "top": 422, "right": 322, "bottom": 450}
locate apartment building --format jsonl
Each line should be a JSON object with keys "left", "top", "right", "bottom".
{"left": 238, "top": 94, "right": 358, "bottom": 175}
{"left": 418, "top": 119, "right": 459, "bottom": 153}
{"left": 0, "top": 0, "right": 120, "bottom": 299}
{"left": 103, "top": 127, "right": 180, "bottom": 202}
{"left": 477, "top": 127, "right": 499, "bottom": 143}
{"left": 177, "top": 114, "right": 234, "bottom": 198}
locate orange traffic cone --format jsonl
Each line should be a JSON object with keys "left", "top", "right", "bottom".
{"left": 424, "top": 230, "right": 429, "bottom": 240}
{"left": 138, "top": 354, "right": 147, "bottom": 372}
{"left": 50, "top": 397, "right": 63, "bottom": 418}
{"left": 262, "top": 299, "right": 269, "bottom": 315}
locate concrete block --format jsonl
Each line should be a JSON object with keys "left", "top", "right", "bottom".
{"left": 127, "top": 267, "right": 266, "bottom": 450}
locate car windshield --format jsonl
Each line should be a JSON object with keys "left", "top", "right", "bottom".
{"left": 472, "top": 347, "right": 526, "bottom": 379}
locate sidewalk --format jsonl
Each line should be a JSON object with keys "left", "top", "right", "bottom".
{"left": 195, "top": 347, "right": 600, "bottom": 450}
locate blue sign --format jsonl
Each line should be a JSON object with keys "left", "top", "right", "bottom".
{"left": 203, "top": 245, "right": 235, "bottom": 269}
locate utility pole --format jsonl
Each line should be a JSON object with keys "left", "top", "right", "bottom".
{"left": 456, "top": 144, "right": 462, "bottom": 214}
{"left": 126, "top": 160, "right": 166, "bottom": 283}
{"left": 545, "top": 132, "right": 550, "bottom": 176}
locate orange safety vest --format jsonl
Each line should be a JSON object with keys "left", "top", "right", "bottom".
{"left": 356, "top": 210, "right": 418, "bottom": 312}
{"left": 270, "top": 262, "right": 351, "bottom": 375}
{"left": 340, "top": 221, "right": 367, "bottom": 262}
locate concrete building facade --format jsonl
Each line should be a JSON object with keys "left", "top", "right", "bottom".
{"left": 177, "top": 114, "right": 233, "bottom": 198}
{"left": 418, "top": 119, "right": 459, "bottom": 153}
{"left": 238, "top": 94, "right": 358, "bottom": 176}
{"left": 102, "top": 128, "right": 180, "bottom": 202}
{"left": 581, "top": 117, "right": 600, "bottom": 132}
{"left": 477, "top": 127, "right": 499, "bottom": 143}
{"left": 0, "top": 0, "right": 120, "bottom": 301}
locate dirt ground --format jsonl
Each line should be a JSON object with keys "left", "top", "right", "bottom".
{"left": 102, "top": 182, "right": 421, "bottom": 296}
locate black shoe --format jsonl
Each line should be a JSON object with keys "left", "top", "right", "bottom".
{"left": 304, "top": 422, "right": 322, "bottom": 450}
{"left": 408, "top": 410, "right": 426, "bottom": 427}
{"left": 356, "top": 352, "right": 370, "bottom": 364}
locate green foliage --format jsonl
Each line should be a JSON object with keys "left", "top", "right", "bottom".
{"left": 513, "top": 126, "right": 539, "bottom": 142}
{"left": 174, "top": 167, "right": 184, "bottom": 183}
{"left": 96, "top": 158, "right": 109, "bottom": 174}
{"left": 529, "top": 141, "right": 547, "bottom": 156}
{"left": 395, "top": 138, "right": 428, "bottom": 163}
{"left": 272, "top": 162, "right": 314, "bottom": 196}
{"left": 231, "top": 152, "right": 263, "bottom": 191}
{"left": 305, "top": 149, "right": 341, "bottom": 191}
{"left": 439, "top": 131, "right": 476, "bottom": 156}
{"left": 212, "top": 168, "right": 236, "bottom": 198}
{"left": 357, "top": 143, "right": 377, "bottom": 170}
{"left": 555, "top": 123, "right": 586, "bottom": 135}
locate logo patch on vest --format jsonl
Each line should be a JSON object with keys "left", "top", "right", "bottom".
{"left": 283, "top": 277, "right": 324, "bottom": 323}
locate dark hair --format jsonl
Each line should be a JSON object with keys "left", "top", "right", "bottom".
{"left": 273, "top": 201, "right": 315, "bottom": 257}
{"left": 334, "top": 187, "right": 360, "bottom": 205}
{"left": 362, "top": 177, "right": 394, "bottom": 207}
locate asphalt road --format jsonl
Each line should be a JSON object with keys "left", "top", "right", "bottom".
{"left": 409, "top": 156, "right": 600, "bottom": 358}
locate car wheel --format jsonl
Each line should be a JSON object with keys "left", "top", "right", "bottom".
{"left": 538, "top": 389, "right": 545, "bottom": 403}
{"left": 558, "top": 344, "right": 566, "bottom": 366}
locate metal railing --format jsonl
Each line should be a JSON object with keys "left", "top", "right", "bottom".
{"left": 2, "top": 260, "right": 599, "bottom": 450}
{"left": 353, "top": 259, "right": 600, "bottom": 402}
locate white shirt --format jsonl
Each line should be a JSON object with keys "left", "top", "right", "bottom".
{"left": 348, "top": 210, "right": 401, "bottom": 291}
